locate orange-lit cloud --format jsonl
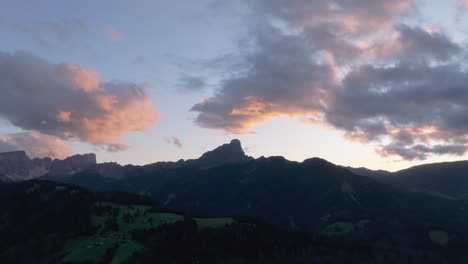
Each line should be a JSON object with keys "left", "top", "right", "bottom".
{"left": 56, "top": 64, "right": 100, "bottom": 92}
{"left": 0, "top": 51, "right": 158, "bottom": 152}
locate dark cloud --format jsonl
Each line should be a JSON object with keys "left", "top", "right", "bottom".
{"left": 178, "top": 75, "right": 207, "bottom": 92}
{"left": 327, "top": 62, "right": 468, "bottom": 159}
{"left": 165, "top": 137, "right": 183, "bottom": 148}
{"left": 378, "top": 143, "right": 467, "bottom": 161}
{"left": 0, "top": 51, "right": 159, "bottom": 152}
{"left": 0, "top": 132, "right": 71, "bottom": 159}
{"left": 191, "top": 24, "right": 335, "bottom": 133}
{"left": 393, "top": 24, "right": 461, "bottom": 61}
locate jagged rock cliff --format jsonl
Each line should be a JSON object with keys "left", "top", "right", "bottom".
{"left": 0, "top": 151, "right": 96, "bottom": 182}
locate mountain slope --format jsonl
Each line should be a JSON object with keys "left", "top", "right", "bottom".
{"left": 385, "top": 160, "right": 468, "bottom": 198}
{"left": 2, "top": 180, "right": 441, "bottom": 264}
{"left": 344, "top": 166, "right": 391, "bottom": 179}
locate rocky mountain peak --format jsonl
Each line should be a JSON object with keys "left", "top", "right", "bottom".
{"left": 49, "top": 154, "right": 97, "bottom": 176}
{"left": 0, "top": 151, "right": 97, "bottom": 182}
{"left": 196, "top": 139, "right": 249, "bottom": 166}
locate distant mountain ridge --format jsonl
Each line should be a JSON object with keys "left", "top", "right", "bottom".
{"left": 0, "top": 151, "right": 96, "bottom": 182}
{"left": 344, "top": 161, "right": 468, "bottom": 198}
{"left": 343, "top": 166, "right": 391, "bottom": 179}
{"left": 40, "top": 139, "right": 254, "bottom": 188}
{"left": 383, "top": 160, "right": 468, "bottom": 198}
{"left": 7, "top": 139, "right": 468, "bottom": 200}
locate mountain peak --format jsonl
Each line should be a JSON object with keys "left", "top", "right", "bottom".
{"left": 195, "top": 139, "right": 250, "bottom": 167}
{"left": 229, "top": 139, "right": 241, "bottom": 147}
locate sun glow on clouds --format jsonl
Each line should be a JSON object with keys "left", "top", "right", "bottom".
{"left": 56, "top": 64, "right": 100, "bottom": 92}
{"left": 0, "top": 51, "right": 159, "bottom": 153}
{"left": 189, "top": 0, "right": 468, "bottom": 161}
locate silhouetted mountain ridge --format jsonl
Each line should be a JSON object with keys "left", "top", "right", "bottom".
{"left": 0, "top": 151, "right": 96, "bottom": 182}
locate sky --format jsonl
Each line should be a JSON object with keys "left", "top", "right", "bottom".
{"left": 1, "top": 0, "right": 468, "bottom": 171}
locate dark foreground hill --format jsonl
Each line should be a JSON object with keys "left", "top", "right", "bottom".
{"left": 1, "top": 180, "right": 451, "bottom": 264}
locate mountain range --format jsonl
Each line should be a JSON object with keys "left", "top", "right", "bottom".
{"left": 3, "top": 140, "right": 468, "bottom": 262}
{"left": 0, "top": 151, "right": 96, "bottom": 182}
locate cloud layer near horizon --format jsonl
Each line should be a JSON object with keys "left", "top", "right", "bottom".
{"left": 190, "top": 0, "right": 468, "bottom": 160}
{"left": 0, "top": 51, "right": 159, "bottom": 153}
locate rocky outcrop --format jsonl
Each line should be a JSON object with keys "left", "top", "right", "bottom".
{"left": 192, "top": 139, "right": 252, "bottom": 167}
{"left": 0, "top": 151, "right": 96, "bottom": 182}
{"left": 48, "top": 154, "right": 97, "bottom": 177}
{"left": 144, "top": 139, "right": 253, "bottom": 171}
{"left": 0, "top": 151, "right": 50, "bottom": 181}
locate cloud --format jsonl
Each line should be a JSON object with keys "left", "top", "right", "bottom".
{"left": 0, "top": 132, "right": 71, "bottom": 159}
{"left": 0, "top": 19, "right": 88, "bottom": 44}
{"left": 254, "top": 0, "right": 413, "bottom": 35}
{"left": 377, "top": 143, "right": 467, "bottom": 161}
{"left": 326, "top": 62, "right": 468, "bottom": 160}
{"left": 458, "top": 0, "right": 468, "bottom": 9}
{"left": 191, "top": 0, "right": 468, "bottom": 160}
{"left": 105, "top": 27, "right": 122, "bottom": 41}
{"left": 191, "top": 24, "right": 335, "bottom": 133}
{"left": 165, "top": 137, "right": 183, "bottom": 148}
{"left": 0, "top": 51, "right": 159, "bottom": 152}
{"left": 178, "top": 75, "right": 207, "bottom": 92}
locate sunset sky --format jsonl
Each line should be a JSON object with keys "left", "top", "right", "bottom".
{"left": 1, "top": 0, "right": 468, "bottom": 171}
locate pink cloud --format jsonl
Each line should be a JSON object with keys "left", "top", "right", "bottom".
{"left": 105, "top": 27, "right": 122, "bottom": 41}
{"left": 56, "top": 64, "right": 100, "bottom": 92}
{"left": 0, "top": 51, "right": 159, "bottom": 152}
{"left": 459, "top": 0, "right": 468, "bottom": 8}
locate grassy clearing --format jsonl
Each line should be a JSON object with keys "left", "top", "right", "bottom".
{"left": 323, "top": 219, "right": 370, "bottom": 236}
{"left": 118, "top": 211, "right": 184, "bottom": 232}
{"left": 324, "top": 222, "right": 354, "bottom": 236}
{"left": 429, "top": 230, "right": 449, "bottom": 246}
{"left": 63, "top": 202, "right": 237, "bottom": 263}
{"left": 195, "top": 217, "right": 236, "bottom": 230}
